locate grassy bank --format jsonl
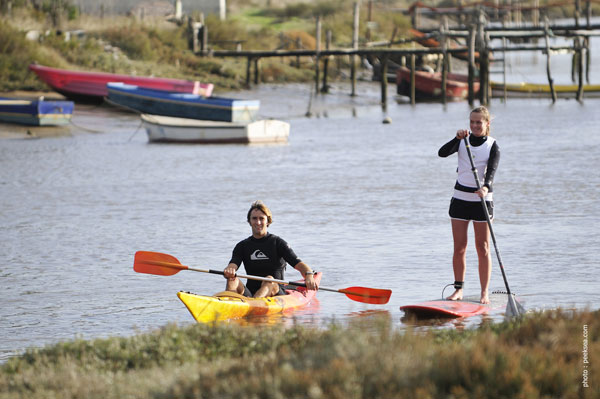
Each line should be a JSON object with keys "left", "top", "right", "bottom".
{"left": 1, "top": 309, "right": 597, "bottom": 399}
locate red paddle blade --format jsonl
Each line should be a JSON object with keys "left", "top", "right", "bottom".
{"left": 133, "top": 251, "right": 187, "bottom": 276}
{"left": 339, "top": 287, "right": 392, "bottom": 305}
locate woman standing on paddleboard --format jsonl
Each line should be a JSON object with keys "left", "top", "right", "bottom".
{"left": 438, "top": 106, "right": 500, "bottom": 304}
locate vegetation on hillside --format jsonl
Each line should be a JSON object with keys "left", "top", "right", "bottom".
{"left": 1, "top": 0, "right": 595, "bottom": 93}
{"left": 0, "top": 1, "right": 413, "bottom": 93}
{"left": 0, "top": 309, "right": 597, "bottom": 399}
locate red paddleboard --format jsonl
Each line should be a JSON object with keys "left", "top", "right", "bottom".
{"left": 400, "top": 300, "right": 490, "bottom": 318}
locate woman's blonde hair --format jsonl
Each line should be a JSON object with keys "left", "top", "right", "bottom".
{"left": 471, "top": 106, "right": 492, "bottom": 136}
{"left": 247, "top": 200, "right": 273, "bottom": 226}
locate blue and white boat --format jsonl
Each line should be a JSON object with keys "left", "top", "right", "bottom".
{"left": 0, "top": 96, "right": 74, "bottom": 126}
{"left": 106, "top": 83, "right": 260, "bottom": 123}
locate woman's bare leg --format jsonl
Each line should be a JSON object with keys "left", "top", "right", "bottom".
{"left": 447, "top": 219, "right": 469, "bottom": 301}
{"left": 474, "top": 221, "right": 492, "bottom": 304}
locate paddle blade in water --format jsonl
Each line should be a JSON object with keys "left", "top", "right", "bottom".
{"left": 133, "top": 251, "right": 186, "bottom": 276}
{"left": 339, "top": 286, "right": 392, "bottom": 304}
{"left": 505, "top": 295, "right": 525, "bottom": 318}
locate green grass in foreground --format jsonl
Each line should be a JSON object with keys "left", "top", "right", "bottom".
{"left": 0, "top": 309, "right": 597, "bottom": 399}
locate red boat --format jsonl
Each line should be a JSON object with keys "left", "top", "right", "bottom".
{"left": 396, "top": 66, "right": 479, "bottom": 101}
{"left": 29, "top": 64, "right": 213, "bottom": 103}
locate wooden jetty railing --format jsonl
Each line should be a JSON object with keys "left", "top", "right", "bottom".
{"left": 205, "top": 37, "right": 591, "bottom": 106}
{"left": 193, "top": 4, "right": 599, "bottom": 106}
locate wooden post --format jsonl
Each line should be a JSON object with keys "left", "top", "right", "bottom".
{"left": 381, "top": 53, "right": 388, "bottom": 108}
{"left": 502, "top": 37, "right": 507, "bottom": 102}
{"left": 468, "top": 25, "right": 476, "bottom": 106}
{"left": 322, "top": 30, "right": 331, "bottom": 93}
{"left": 544, "top": 20, "right": 557, "bottom": 103}
{"left": 481, "top": 45, "right": 490, "bottom": 106}
{"left": 586, "top": 0, "right": 592, "bottom": 28}
{"left": 585, "top": 36, "right": 590, "bottom": 83}
{"left": 315, "top": 16, "right": 321, "bottom": 94}
{"left": 571, "top": 38, "right": 578, "bottom": 83}
{"left": 253, "top": 58, "right": 259, "bottom": 85}
{"left": 441, "top": 23, "right": 448, "bottom": 105}
{"left": 202, "top": 15, "right": 208, "bottom": 55}
{"left": 575, "top": 0, "right": 581, "bottom": 28}
{"left": 296, "top": 38, "right": 301, "bottom": 67}
{"left": 246, "top": 57, "right": 252, "bottom": 88}
{"left": 577, "top": 38, "right": 584, "bottom": 102}
{"left": 351, "top": 2, "right": 359, "bottom": 97}
{"left": 410, "top": 53, "right": 416, "bottom": 105}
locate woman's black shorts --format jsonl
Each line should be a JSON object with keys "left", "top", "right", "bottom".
{"left": 449, "top": 197, "right": 493, "bottom": 222}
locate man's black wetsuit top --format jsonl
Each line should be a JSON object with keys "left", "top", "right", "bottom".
{"left": 229, "top": 233, "right": 302, "bottom": 295}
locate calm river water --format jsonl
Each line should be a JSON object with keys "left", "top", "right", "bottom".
{"left": 2, "top": 44, "right": 600, "bottom": 361}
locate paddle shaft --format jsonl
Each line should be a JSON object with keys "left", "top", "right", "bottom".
{"left": 462, "top": 136, "right": 518, "bottom": 308}
{"left": 141, "top": 259, "right": 365, "bottom": 297}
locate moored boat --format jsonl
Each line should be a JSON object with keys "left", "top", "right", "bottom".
{"left": 178, "top": 272, "right": 322, "bottom": 323}
{"left": 106, "top": 82, "right": 259, "bottom": 122}
{"left": 29, "top": 63, "right": 213, "bottom": 103}
{"left": 396, "top": 66, "right": 479, "bottom": 101}
{"left": 141, "top": 114, "right": 290, "bottom": 144}
{"left": 491, "top": 81, "right": 600, "bottom": 98}
{"left": 0, "top": 96, "right": 74, "bottom": 126}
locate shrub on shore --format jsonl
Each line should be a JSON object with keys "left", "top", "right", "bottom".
{"left": 1, "top": 309, "right": 597, "bottom": 399}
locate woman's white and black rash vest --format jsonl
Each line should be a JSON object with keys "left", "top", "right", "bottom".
{"left": 438, "top": 135, "right": 500, "bottom": 202}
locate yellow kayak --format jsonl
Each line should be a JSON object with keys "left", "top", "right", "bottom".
{"left": 178, "top": 272, "right": 322, "bottom": 323}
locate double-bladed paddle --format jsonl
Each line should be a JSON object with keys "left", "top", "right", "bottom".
{"left": 133, "top": 251, "right": 392, "bottom": 305}
{"left": 463, "top": 135, "right": 525, "bottom": 318}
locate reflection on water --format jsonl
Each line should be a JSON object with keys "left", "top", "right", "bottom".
{"left": 1, "top": 74, "right": 599, "bottom": 361}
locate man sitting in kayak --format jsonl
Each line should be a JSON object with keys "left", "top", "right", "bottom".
{"left": 223, "top": 200, "right": 318, "bottom": 297}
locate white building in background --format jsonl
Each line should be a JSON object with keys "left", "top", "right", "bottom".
{"left": 191, "top": 0, "right": 226, "bottom": 20}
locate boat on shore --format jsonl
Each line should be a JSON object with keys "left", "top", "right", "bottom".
{"left": 141, "top": 114, "right": 290, "bottom": 144}
{"left": 491, "top": 81, "right": 600, "bottom": 98}
{"left": 29, "top": 64, "right": 213, "bottom": 103}
{"left": 178, "top": 272, "right": 322, "bottom": 323}
{"left": 396, "top": 66, "right": 479, "bottom": 101}
{"left": 106, "top": 82, "right": 259, "bottom": 122}
{"left": 0, "top": 96, "right": 74, "bottom": 126}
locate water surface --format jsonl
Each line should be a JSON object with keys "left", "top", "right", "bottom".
{"left": 1, "top": 49, "right": 599, "bottom": 361}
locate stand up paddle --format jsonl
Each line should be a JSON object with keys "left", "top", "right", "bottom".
{"left": 463, "top": 135, "right": 525, "bottom": 317}
{"left": 134, "top": 251, "right": 392, "bottom": 305}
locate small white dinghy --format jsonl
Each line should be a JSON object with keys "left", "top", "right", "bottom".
{"left": 141, "top": 114, "right": 290, "bottom": 144}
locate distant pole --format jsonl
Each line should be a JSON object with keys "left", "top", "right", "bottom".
{"left": 468, "top": 25, "right": 476, "bottom": 106}
{"left": 254, "top": 58, "right": 259, "bottom": 85}
{"left": 441, "top": 38, "right": 448, "bottom": 105}
{"left": 544, "top": 19, "right": 557, "bottom": 103}
{"left": 246, "top": 57, "right": 251, "bottom": 88}
{"left": 322, "top": 30, "right": 332, "bottom": 93}
{"left": 201, "top": 13, "right": 208, "bottom": 55}
{"left": 410, "top": 53, "right": 416, "bottom": 105}
{"left": 351, "top": 2, "right": 359, "bottom": 97}
{"left": 380, "top": 53, "right": 388, "bottom": 108}
{"left": 577, "top": 37, "right": 584, "bottom": 102}
{"left": 585, "top": 36, "right": 590, "bottom": 83}
{"left": 315, "top": 16, "right": 321, "bottom": 94}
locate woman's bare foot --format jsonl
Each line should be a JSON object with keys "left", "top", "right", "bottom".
{"left": 446, "top": 289, "right": 463, "bottom": 301}
{"left": 480, "top": 291, "right": 490, "bottom": 304}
